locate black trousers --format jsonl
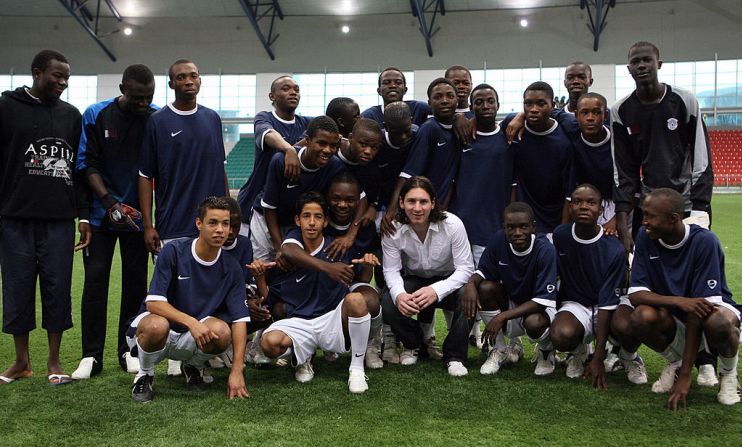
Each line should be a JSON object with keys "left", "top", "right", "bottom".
{"left": 81, "top": 228, "right": 148, "bottom": 362}
{"left": 381, "top": 275, "right": 472, "bottom": 364}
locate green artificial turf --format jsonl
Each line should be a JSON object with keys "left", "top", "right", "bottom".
{"left": 1, "top": 195, "right": 741, "bottom": 446}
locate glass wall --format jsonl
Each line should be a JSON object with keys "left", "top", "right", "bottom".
{"left": 0, "top": 74, "right": 96, "bottom": 112}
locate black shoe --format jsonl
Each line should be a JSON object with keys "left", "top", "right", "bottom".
{"left": 181, "top": 363, "right": 208, "bottom": 392}
{"left": 131, "top": 374, "right": 154, "bottom": 403}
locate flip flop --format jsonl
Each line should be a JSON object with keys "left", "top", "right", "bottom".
{"left": 0, "top": 370, "right": 33, "bottom": 384}
{"left": 48, "top": 374, "right": 73, "bottom": 386}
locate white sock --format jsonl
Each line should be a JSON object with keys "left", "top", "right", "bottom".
{"left": 136, "top": 339, "right": 165, "bottom": 376}
{"left": 660, "top": 328, "right": 683, "bottom": 364}
{"left": 348, "top": 314, "right": 371, "bottom": 371}
{"left": 719, "top": 352, "right": 739, "bottom": 375}
{"left": 369, "top": 310, "right": 383, "bottom": 343}
{"left": 534, "top": 327, "right": 553, "bottom": 352}
{"left": 480, "top": 310, "right": 498, "bottom": 326}
{"left": 382, "top": 323, "right": 395, "bottom": 340}
{"left": 480, "top": 310, "right": 506, "bottom": 352}
{"left": 187, "top": 349, "right": 216, "bottom": 368}
{"left": 443, "top": 310, "right": 454, "bottom": 331}
{"left": 572, "top": 342, "right": 587, "bottom": 357}
{"left": 618, "top": 347, "right": 637, "bottom": 361}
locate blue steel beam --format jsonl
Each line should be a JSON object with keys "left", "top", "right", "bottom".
{"left": 581, "top": 0, "right": 616, "bottom": 52}
{"left": 238, "top": 0, "right": 284, "bottom": 61}
{"left": 410, "top": 0, "right": 445, "bottom": 58}
{"left": 57, "top": 0, "right": 122, "bottom": 62}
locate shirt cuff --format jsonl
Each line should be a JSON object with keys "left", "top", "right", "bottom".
{"left": 145, "top": 294, "right": 167, "bottom": 302}
{"left": 532, "top": 297, "right": 555, "bottom": 308}
{"left": 627, "top": 286, "right": 650, "bottom": 295}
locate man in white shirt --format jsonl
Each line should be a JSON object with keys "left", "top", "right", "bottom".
{"left": 381, "top": 176, "right": 475, "bottom": 376}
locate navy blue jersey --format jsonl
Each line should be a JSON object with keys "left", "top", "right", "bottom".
{"left": 145, "top": 238, "right": 249, "bottom": 332}
{"left": 449, "top": 125, "right": 514, "bottom": 246}
{"left": 336, "top": 149, "right": 381, "bottom": 206}
{"left": 361, "top": 100, "right": 431, "bottom": 127}
{"left": 77, "top": 97, "right": 158, "bottom": 228}
{"left": 476, "top": 232, "right": 557, "bottom": 307}
{"left": 553, "top": 110, "right": 613, "bottom": 200}
{"left": 237, "top": 111, "right": 312, "bottom": 222}
{"left": 630, "top": 224, "right": 735, "bottom": 320}
{"left": 256, "top": 148, "right": 346, "bottom": 226}
{"left": 507, "top": 114, "right": 574, "bottom": 233}
{"left": 279, "top": 233, "right": 362, "bottom": 319}
{"left": 401, "top": 118, "right": 459, "bottom": 202}
{"left": 553, "top": 223, "right": 626, "bottom": 309}
{"left": 139, "top": 104, "right": 226, "bottom": 239}
{"left": 222, "top": 234, "right": 255, "bottom": 287}
{"left": 374, "top": 125, "right": 419, "bottom": 207}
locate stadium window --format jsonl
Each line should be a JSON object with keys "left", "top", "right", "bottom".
{"left": 63, "top": 75, "right": 97, "bottom": 111}
{"left": 10, "top": 75, "right": 32, "bottom": 89}
{"left": 152, "top": 75, "right": 170, "bottom": 108}
{"left": 716, "top": 60, "right": 738, "bottom": 108}
{"left": 199, "top": 75, "right": 221, "bottom": 111}
{"left": 540, "top": 67, "right": 567, "bottom": 104}
{"left": 0, "top": 75, "right": 11, "bottom": 93}
{"left": 470, "top": 69, "right": 486, "bottom": 89}
{"left": 325, "top": 72, "right": 379, "bottom": 112}
{"left": 293, "top": 73, "right": 326, "bottom": 118}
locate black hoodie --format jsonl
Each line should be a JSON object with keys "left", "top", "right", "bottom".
{"left": 0, "top": 87, "right": 89, "bottom": 220}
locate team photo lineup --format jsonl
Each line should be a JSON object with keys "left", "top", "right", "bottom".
{"left": 1, "top": 39, "right": 740, "bottom": 413}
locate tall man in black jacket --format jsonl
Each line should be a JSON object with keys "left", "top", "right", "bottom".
{"left": 0, "top": 50, "right": 91, "bottom": 386}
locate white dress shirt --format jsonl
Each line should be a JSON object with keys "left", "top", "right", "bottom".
{"left": 382, "top": 212, "right": 474, "bottom": 303}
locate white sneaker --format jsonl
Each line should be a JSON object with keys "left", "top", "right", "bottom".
{"left": 202, "top": 370, "right": 214, "bottom": 384}
{"left": 208, "top": 357, "right": 225, "bottom": 369}
{"left": 382, "top": 336, "right": 400, "bottom": 364}
{"left": 622, "top": 356, "right": 648, "bottom": 385}
{"left": 71, "top": 357, "right": 100, "bottom": 380}
{"left": 447, "top": 361, "right": 468, "bottom": 377}
{"left": 480, "top": 349, "right": 509, "bottom": 375}
{"left": 603, "top": 352, "right": 623, "bottom": 373}
{"left": 295, "top": 361, "right": 314, "bottom": 383}
{"left": 534, "top": 349, "right": 556, "bottom": 376}
{"left": 505, "top": 338, "right": 524, "bottom": 364}
{"left": 123, "top": 352, "right": 140, "bottom": 374}
{"left": 697, "top": 364, "right": 719, "bottom": 387}
{"left": 275, "top": 358, "right": 289, "bottom": 368}
{"left": 365, "top": 345, "right": 383, "bottom": 369}
{"left": 469, "top": 323, "right": 483, "bottom": 349}
{"left": 565, "top": 349, "right": 588, "bottom": 379}
{"left": 651, "top": 363, "right": 679, "bottom": 393}
{"left": 348, "top": 369, "right": 369, "bottom": 394}
{"left": 167, "top": 359, "right": 182, "bottom": 377}
{"left": 400, "top": 348, "right": 419, "bottom": 366}
{"left": 717, "top": 372, "right": 740, "bottom": 405}
{"left": 425, "top": 337, "right": 443, "bottom": 360}
{"left": 218, "top": 345, "right": 233, "bottom": 368}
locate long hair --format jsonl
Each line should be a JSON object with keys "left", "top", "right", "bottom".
{"left": 395, "top": 176, "right": 447, "bottom": 225}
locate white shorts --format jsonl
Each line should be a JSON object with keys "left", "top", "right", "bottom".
{"left": 125, "top": 312, "right": 216, "bottom": 363}
{"left": 249, "top": 210, "right": 275, "bottom": 261}
{"left": 557, "top": 301, "right": 600, "bottom": 343}
{"left": 264, "top": 299, "right": 347, "bottom": 366}
{"left": 598, "top": 199, "right": 616, "bottom": 226}
{"left": 505, "top": 299, "right": 556, "bottom": 339}
{"left": 471, "top": 244, "right": 485, "bottom": 267}
{"left": 673, "top": 302, "right": 741, "bottom": 353}
{"left": 619, "top": 295, "right": 633, "bottom": 308}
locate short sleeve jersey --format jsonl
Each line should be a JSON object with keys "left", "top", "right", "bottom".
{"left": 400, "top": 118, "right": 459, "bottom": 202}
{"left": 222, "top": 234, "right": 256, "bottom": 286}
{"left": 361, "top": 100, "right": 431, "bottom": 127}
{"left": 145, "top": 238, "right": 249, "bottom": 332}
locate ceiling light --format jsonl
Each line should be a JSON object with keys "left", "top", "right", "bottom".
{"left": 519, "top": 19, "right": 528, "bottom": 27}
{"left": 341, "top": 25, "right": 350, "bottom": 34}
{"left": 123, "top": 27, "right": 133, "bottom": 36}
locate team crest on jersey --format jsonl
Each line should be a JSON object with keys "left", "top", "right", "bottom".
{"left": 667, "top": 118, "right": 678, "bottom": 131}
{"left": 707, "top": 279, "right": 717, "bottom": 289}
{"left": 547, "top": 284, "right": 556, "bottom": 293}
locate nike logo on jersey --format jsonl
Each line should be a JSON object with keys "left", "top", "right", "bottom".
{"left": 558, "top": 252, "right": 567, "bottom": 256}
{"left": 649, "top": 255, "right": 660, "bottom": 260}
{"left": 296, "top": 275, "right": 306, "bottom": 283}
{"left": 377, "top": 162, "right": 390, "bottom": 168}
{"left": 171, "top": 130, "right": 183, "bottom": 137}
{"left": 286, "top": 184, "right": 299, "bottom": 189}
{"left": 462, "top": 147, "right": 473, "bottom": 152}
{"left": 498, "top": 260, "right": 509, "bottom": 266}
{"left": 177, "top": 275, "right": 190, "bottom": 280}
{"left": 436, "top": 141, "right": 446, "bottom": 147}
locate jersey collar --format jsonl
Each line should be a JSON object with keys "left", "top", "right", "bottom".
{"left": 436, "top": 119, "right": 453, "bottom": 130}
{"left": 659, "top": 224, "right": 690, "bottom": 249}
{"left": 571, "top": 223, "right": 604, "bottom": 244}
{"left": 525, "top": 118, "right": 558, "bottom": 136}
{"left": 476, "top": 123, "right": 501, "bottom": 137}
{"left": 191, "top": 238, "right": 221, "bottom": 266}
{"left": 297, "top": 147, "right": 320, "bottom": 172}
{"left": 271, "top": 110, "right": 296, "bottom": 124}
{"left": 384, "top": 130, "right": 401, "bottom": 150}
{"left": 455, "top": 107, "right": 471, "bottom": 114}
{"left": 222, "top": 238, "right": 238, "bottom": 250}
{"left": 311, "top": 237, "right": 326, "bottom": 256}
{"left": 580, "top": 126, "right": 611, "bottom": 147}
{"left": 329, "top": 219, "right": 351, "bottom": 231}
{"left": 336, "top": 148, "right": 358, "bottom": 165}
{"left": 168, "top": 103, "right": 198, "bottom": 115}
{"left": 509, "top": 234, "right": 535, "bottom": 257}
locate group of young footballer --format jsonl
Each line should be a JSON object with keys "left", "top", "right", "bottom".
{"left": 0, "top": 40, "right": 738, "bottom": 412}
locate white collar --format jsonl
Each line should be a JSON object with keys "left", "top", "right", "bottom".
{"left": 659, "top": 224, "right": 690, "bottom": 249}
{"left": 509, "top": 234, "right": 535, "bottom": 257}
{"left": 309, "top": 237, "right": 325, "bottom": 256}
{"left": 455, "top": 107, "right": 471, "bottom": 114}
{"left": 191, "top": 238, "right": 220, "bottom": 266}
{"left": 336, "top": 148, "right": 358, "bottom": 165}
{"left": 384, "top": 130, "right": 401, "bottom": 150}
{"left": 222, "top": 238, "right": 238, "bottom": 250}
{"left": 329, "top": 219, "right": 351, "bottom": 231}
{"left": 168, "top": 102, "right": 198, "bottom": 115}
{"left": 476, "top": 123, "right": 501, "bottom": 137}
{"left": 24, "top": 88, "right": 41, "bottom": 102}
{"left": 563, "top": 102, "right": 575, "bottom": 114}
{"left": 571, "top": 223, "right": 603, "bottom": 244}
{"left": 297, "top": 147, "right": 320, "bottom": 172}
{"left": 580, "top": 126, "right": 611, "bottom": 147}
{"left": 437, "top": 120, "right": 453, "bottom": 130}
{"left": 271, "top": 109, "right": 295, "bottom": 124}
{"left": 525, "top": 118, "right": 558, "bottom": 136}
